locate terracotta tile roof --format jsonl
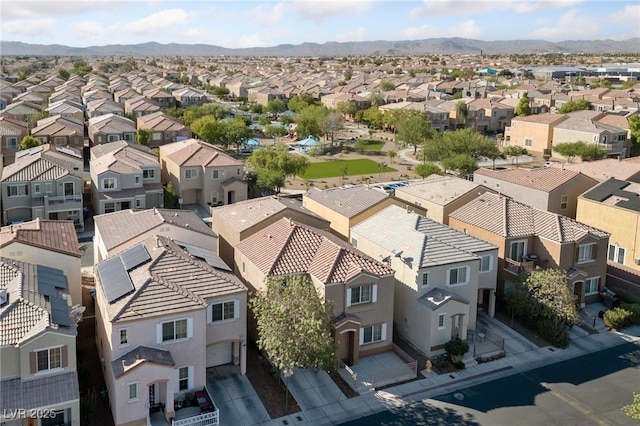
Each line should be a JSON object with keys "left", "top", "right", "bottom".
{"left": 511, "top": 112, "right": 567, "bottom": 124}
{"left": 395, "top": 175, "right": 483, "bottom": 206}
{"left": 237, "top": 217, "right": 394, "bottom": 283}
{"left": 550, "top": 158, "right": 640, "bottom": 182}
{"left": 160, "top": 138, "right": 242, "bottom": 168}
{"left": 474, "top": 167, "right": 588, "bottom": 192}
{"left": 0, "top": 219, "right": 81, "bottom": 257}
{"left": 304, "top": 185, "right": 389, "bottom": 219}
{"left": 449, "top": 193, "right": 609, "bottom": 241}
{"left": 1, "top": 371, "right": 79, "bottom": 412}
{"left": 91, "top": 144, "right": 159, "bottom": 175}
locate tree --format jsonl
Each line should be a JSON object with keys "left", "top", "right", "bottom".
{"left": 369, "top": 92, "right": 386, "bottom": 107}
{"left": 164, "top": 181, "right": 179, "bottom": 208}
{"left": 287, "top": 94, "right": 317, "bottom": 113}
{"left": 27, "top": 111, "right": 48, "bottom": 130}
{"left": 515, "top": 92, "right": 531, "bottom": 117}
{"left": 322, "top": 111, "right": 344, "bottom": 145}
{"left": 58, "top": 69, "right": 70, "bottom": 80}
{"left": 379, "top": 80, "right": 395, "bottom": 91}
{"left": 264, "top": 124, "right": 288, "bottom": 139}
{"left": 553, "top": 141, "right": 606, "bottom": 162}
{"left": 223, "top": 116, "right": 253, "bottom": 152}
{"left": 354, "top": 139, "right": 368, "bottom": 154}
{"left": 395, "top": 110, "right": 434, "bottom": 155}
{"left": 629, "top": 114, "right": 640, "bottom": 155}
{"left": 135, "top": 128, "right": 152, "bottom": 146}
{"left": 248, "top": 143, "right": 309, "bottom": 180}
{"left": 250, "top": 103, "right": 264, "bottom": 114}
{"left": 249, "top": 274, "right": 335, "bottom": 373}
{"left": 557, "top": 99, "right": 592, "bottom": 114}
{"left": 295, "top": 105, "right": 328, "bottom": 139}
{"left": 504, "top": 283, "right": 530, "bottom": 326}
{"left": 503, "top": 145, "right": 529, "bottom": 167}
{"left": 266, "top": 98, "right": 286, "bottom": 115}
{"left": 336, "top": 101, "right": 356, "bottom": 119}
{"left": 441, "top": 153, "right": 477, "bottom": 175}
{"left": 19, "top": 135, "right": 42, "bottom": 150}
{"left": 524, "top": 268, "right": 579, "bottom": 327}
{"left": 377, "top": 161, "right": 388, "bottom": 178}
{"left": 191, "top": 115, "right": 223, "bottom": 145}
{"left": 343, "top": 66, "right": 353, "bottom": 81}
{"left": 362, "top": 107, "right": 385, "bottom": 129}
{"left": 455, "top": 101, "right": 469, "bottom": 129}
{"left": 622, "top": 393, "right": 640, "bottom": 421}
{"left": 415, "top": 162, "right": 443, "bottom": 179}
{"left": 386, "top": 149, "right": 397, "bottom": 163}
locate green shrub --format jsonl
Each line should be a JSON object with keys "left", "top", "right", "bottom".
{"left": 619, "top": 303, "right": 640, "bottom": 325}
{"left": 610, "top": 288, "right": 640, "bottom": 304}
{"left": 444, "top": 339, "right": 469, "bottom": 358}
{"left": 604, "top": 307, "right": 634, "bottom": 330}
{"left": 453, "top": 361, "right": 466, "bottom": 370}
{"left": 536, "top": 317, "right": 570, "bottom": 348}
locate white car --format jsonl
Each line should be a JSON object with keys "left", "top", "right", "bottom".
{"left": 544, "top": 161, "right": 554, "bottom": 168}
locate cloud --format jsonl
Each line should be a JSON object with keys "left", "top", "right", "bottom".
{"left": 1, "top": 1, "right": 118, "bottom": 19}
{"left": 409, "top": 0, "right": 584, "bottom": 18}
{"left": 246, "top": 3, "right": 286, "bottom": 25}
{"left": 121, "top": 8, "right": 195, "bottom": 35}
{"left": 398, "top": 19, "right": 483, "bottom": 39}
{"left": 2, "top": 18, "right": 55, "bottom": 38}
{"left": 72, "top": 20, "right": 120, "bottom": 42}
{"left": 334, "top": 27, "right": 368, "bottom": 42}
{"left": 291, "top": 0, "right": 374, "bottom": 22}
{"left": 525, "top": 9, "right": 599, "bottom": 40}
{"left": 511, "top": 0, "right": 584, "bottom": 14}
{"left": 608, "top": 4, "right": 640, "bottom": 24}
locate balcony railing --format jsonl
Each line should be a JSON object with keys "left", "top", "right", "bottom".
{"left": 504, "top": 257, "right": 535, "bottom": 275}
{"left": 171, "top": 387, "right": 218, "bottom": 426}
{"left": 44, "top": 194, "right": 83, "bottom": 210}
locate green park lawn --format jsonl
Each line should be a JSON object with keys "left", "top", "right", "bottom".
{"left": 357, "top": 140, "right": 385, "bottom": 151}
{"left": 299, "top": 159, "right": 396, "bottom": 179}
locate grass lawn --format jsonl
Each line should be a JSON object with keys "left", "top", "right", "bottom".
{"left": 299, "top": 159, "right": 396, "bottom": 179}
{"left": 356, "top": 140, "right": 385, "bottom": 151}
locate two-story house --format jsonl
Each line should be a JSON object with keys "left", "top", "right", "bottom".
{"left": 136, "top": 112, "right": 192, "bottom": 148}
{"left": 235, "top": 218, "right": 395, "bottom": 366}
{"left": 351, "top": 205, "right": 498, "bottom": 356}
{"left": 503, "top": 113, "right": 568, "bottom": 155}
{"left": 449, "top": 193, "right": 609, "bottom": 307}
{"left": 90, "top": 143, "right": 163, "bottom": 215}
{"left": 95, "top": 236, "right": 247, "bottom": 426}
{"left": 0, "top": 258, "right": 80, "bottom": 426}
{"left": 158, "top": 139, "right": 247, "bottom": 211}
{"left": 1, "top": 144, "right": 85, "bottom": 230}
{"left": 87, "top": 113, "right": 137, "bottom": 146}
{"left": 0, "top": 115, "right": 28, "bottom": 167}
{"left": 30, "top": 115, "right": 85, "bottom": 151}
{"left": 172, "top": 88, "right": 208, "bottom": 107}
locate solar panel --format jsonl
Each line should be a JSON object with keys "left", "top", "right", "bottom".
{"left": 37, "top": 265, "right": 68, "bottom": 292}
{"left": 176, "top": 241, "right": 232, "bottom": 271}
{"left": 97, "top": 257, "right": 135, "bottom": 303}
{"left": 50, "top": 296, "right": 71, "bottom": 327}
{"left": 121, "top": 245, "right": 151, "bottom": 271}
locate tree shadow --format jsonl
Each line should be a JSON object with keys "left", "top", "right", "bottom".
{"left": 344, "top": 400, "right": 481, "bottom": 425}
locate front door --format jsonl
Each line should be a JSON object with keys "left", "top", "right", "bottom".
{"left": 149, "top": 384, "right": 155, "bottom": 406}
{"left": 64, "top": 182, "right": 74, "bottom": 196}
{"left": 227, "top": 190, "right": 235, "bottom": 205}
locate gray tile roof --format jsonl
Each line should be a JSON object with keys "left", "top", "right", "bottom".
{"left": 417, "top": 287, "right": 470, "bottom": 310}
{"left": 1, "top": 371, "right": 79, "bottom": 411}
{"left": 474, "top": 167, "right": 589, "bottom": 193}
{"left": 2, "top": 144, "right": 83, "bottom": 182}
{"left": 111, "top": 345, "right": 175, "bottom": 378}
{"left": 304, "top": 185, "right": 389, "bottom": 218}
{"left": 395, "top": 175, "right": 483, "bottom": 206}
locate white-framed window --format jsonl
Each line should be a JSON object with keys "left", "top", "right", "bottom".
{"left": 524, "top": 138, "right": 532, "bottom": 147}
{"left": 152, "top": 132, "right": 162, "bottom": 141}
{"left": 212, "top": 169, "right": 225, "bottom": 179}
{"left": 7, "top": 184, "right": 28, "bottom": 197}
{"left": 447, "top": 266, "right": 469, "bottom": 286}
{"left": 479, "top": 255, "right": 492, "bottom": 272}
{"left": 5, "top": 136, "right": 17, "bottom": 149}
{"left": 119, "top": 328, "right": 129, "bottom": 346}
{"left": 33, "top": 183, "right": 41, "bottom": 194}
{"left": 127, "top": 382, "right": 138, "bottom": 402}
{"left": 102, "top": 177, "right": 117, "bottom": 190}
{"left": 560, "top": 195, "right": 568, "bottom": 210}
{"left": 104, "top": 202, "right": 115, "bottom": 213}
{"left": 185, "top": 168, "right": 198, "bottom": 179}
{"left": 209, "top": 300, "right": 238, "bottom": 323}
{"left": 421, "top": 272, "right": 429, "bottom": 287}
{"left": 135, "top": 175, "right": 141, "bottom": 185}
{"left": 608, "top": 244, "right": 625, "bottom": 265}
{"left": 36, "top": 346, "right": 62, "bottom": 372}
{"left": 143, "top": 169, "right": 155, "bottom": 179}
{"left": 578, "top": 243, "right": 596, "bottom": 263}
{"left": 45, "top": 182, "right": 52, "bottom": 193}
{"left": 107, "top": 134, "right": 119, "bottom": 142}
{"left": 157, "top": 318, "right": 192, "bottom": 343}
{"left": 135, "top": 198, "right": 141, "bottom": 208}
{"left": 124, "top": 133, "right": 135, "bottom": 142}
{"left": 585, "top": 277, "right": 600, "bottom": 295}
{"left": 347, "top": 284, "right": 377, "bottom": 306}
{"left": 438, "top": 313, "right": 446, "bottom": 330}
{"left": 510, "top": 240, "right": 526, "bottom": 262}
{"left": 211, "top": 191, "right": 218, "bottom": 204}
{"left": 360, "top": 323, "right": 386, "bottom": 345}
{"left": 178, "top": 366, "right": 189, "bottom": 391}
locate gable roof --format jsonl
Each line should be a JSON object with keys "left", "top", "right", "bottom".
{"left": 304, "top": 185, "right": 389, "bottom": 219}
{"left": 449, "top": 192, "right": 609, "bottom": 242}
{"left": 111, "top": 345, "right": 175, "bottom": 378}
{"left": 395, "top": 175, "right": 483, "bottom": 206}
{"left": 550, "top": 157, "right": 640, "bottom": 182}
{"left": 236, "top": 217, "right": 393, "bottom": 283}
{"left": 160, "top": 138, "right": 242, "bottom": 167}
{"left": 418, "top": 287, "right": 470, "bottom": 310}
{"left": 474, "top": 167, "right": 595, "bottom": 193}
{"left": 0, "top": 219, "right": 81, "bottom": 257}
{"left": 90, "top": 144, "right": 160, "bottom": 175}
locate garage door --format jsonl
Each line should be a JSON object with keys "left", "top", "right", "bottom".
{"left": 206, "top": 342, "right": 232, "bottom": 367}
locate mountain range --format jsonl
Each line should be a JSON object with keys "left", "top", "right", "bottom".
{"left": 2, "top": 38, "right": 638, "bottom": 57}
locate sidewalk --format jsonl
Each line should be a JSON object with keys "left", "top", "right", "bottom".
{"left": 260, "top": 325, "right": 640, "bottom": 426}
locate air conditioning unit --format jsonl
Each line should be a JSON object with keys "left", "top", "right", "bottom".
{"left": 634, "top": 258, "right": 640, "bottom": 265}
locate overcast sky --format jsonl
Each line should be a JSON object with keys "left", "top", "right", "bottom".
{"left": 2, "top": 0, "right": 639, "bottom": 49}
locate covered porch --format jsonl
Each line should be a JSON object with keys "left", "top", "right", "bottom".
{"left": 148, "top": 386, "right": 218, "bottom": 426}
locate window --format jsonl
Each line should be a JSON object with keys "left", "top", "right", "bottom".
{"left": 45, "top": 182, "right": 52, "bottom": 193}
{"left": 350, "top": 238, "right": 358, "bottom": 248}
{"left": 161, "top": 319, "right": 188, "bottom": 342}
{"left": 135, "top": 176, "right": 140, "bottom": 185}
{"left": 421, "top": 272, "right": 429, "bottom": 287}
{"left": 107, "top": 135, "right": 119, "bottom": 142}
{"left": 53, "top": 136, "right": 66, "bottom": 145}
{"left": 348, "top": 284, "right": 377, "bottom": 306}
{"left": 479, "top": 255, "right": 492, "bottom": 272}
{"left": 360, "top": 324, "right": 386, "bottom": 344}
{"left": 438, "top": 313, "right": 446, "bottom": 330}
{"left": 119, "top": 329, "right": 129, "bottom": 346}
{"left": 143, "top": 169, "right": 155, "bottom": 179}
{"left": 178, "top": 366, "right": 189, "bottom": 391}
{"left": 558, "top": 196, "right": 569, "bottom": 211}
{"left": 585, "top": 277, "right": 600, "bottom": 295}
{"left": 124, "top": 133, "right": 135, "bottom": 142}
{"left": 102, "top": 178, "right": 117, "bottom": 190}
{"left": 7, "top": 185, "right": 28, "bottom": 197}
{"left": 33, "top": 183, "right": 41, "bottom": 194}
{"left": 136, "top": 199, "right": 141, "bottom": 208}
{"left": 212, "top": 169, "right": 225, "bottom": 179}
{"left": 524, "top": 138, "right": 532, "bottom": 147}
{"left": 6, "top": 137, "right": 17, "bottom": 149}
{"left": 36, "top": 347, "right": 62, "bottom": 372}
{"left": 608, "top": 244, "right": 625, "bottom": 265}
{"left": 211, "top": 192, "right": 218, "bottom": 204}
{"left": 152, "top": 132, "right": 162, "bottom": 141}
{"left": 510, "top": 240, "right": 526, "bottom": 262}
{"left": 128, "top": 382, "right": 138, "bottom": 401}
{"left": 210, "top": 300, "right": 237, "bottom": 323}
{"left": 185, "top": 169, "right": 198, "bottom": 179}
{"left": 578, "top": 243, "right": 595, "bottom": 263}
{"left": 104, "top": 202, "right": 115, "bottom": 213}
{"left": 448, "top": 266, "right": 468, "bottom": 286}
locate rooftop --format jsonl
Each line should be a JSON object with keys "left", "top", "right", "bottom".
{"left": 395, "top": 175, "right": 483, "bottom": 206}
{"left": 474, "top": 167, "right": 594, "bottom": 193}
{"left": 304, "top": 185, "right": 389, "bottom": 219}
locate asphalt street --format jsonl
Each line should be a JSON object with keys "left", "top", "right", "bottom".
{"left": 343, "top": 342, "right": 640, "bottom": 426}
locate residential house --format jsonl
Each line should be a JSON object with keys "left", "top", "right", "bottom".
{"left": 549, "top": 157, "right": 640, "bottom": 183}
{"left": 211, "top": 194, "right": 330, "bottom": 268}
{"left": 172, "top": 88, "right": 208, "bottom": 107}
{"left": 90, "top": 142, "right": 163, "bottom": 215}
{"left": 158, "top": 139, "right": 247, "bottom": 210}
{"left": 136, "top": 112, "right": 192, "bottom": 148}
{"left": 0, "top": 115, "right": 28, "bottom": 166}
{"left": 1, "top": 144, "right": 85, "bottom": 231}
{"left": 235, "top": 218, "right": 395, "bottom": 365}
{"left": 577, "top": 179, "right": 640, "bottom": 273}
{"left": 86, "top": 98, "right": 125, "bottom": 119}
{"left": 95, "top": 236, "right": 247, "bottom": 426}
{"left": 88, "top": 113, "right": 137, "bottom": 146}
{"left": 30, "top": 115, "right": 84, "bottom": 151}
{"left": 93, "top": 207, "right": 217, "bottom": 264}
{"left": 124, "top": 96, "right": 161, "bottom": 118}
{"left": 247, "top": 87, "right": 286, "bottom": 107}
{"left": 503, "top": 113, "right": 568, "bottom": 154}
{"left": 320, "top": 93, "right": 370, "bottom": 111}
{"left": 143, "top": 88, "right": 176, "bottom": 108}
{"left": 0, "top": 219, "right": 82, "bottom": 305}
{"left": 13, "top": 91, "right": 48, "bottom": 109}
{"left": 393, "top": 175, "right": 491, "bottom": 225}
{"left": 449, "top": 192, "right": 609, "bottom": 307}
{"left": 474, "top": 167, "right": 598, "bottom": 219}
{"left": 351, "top": 205, "right": 498, "bottom": 356}
{"left": 0, "top": 258, "right": 80, "bottom": 426}
{"left": 0, "top": 101, "right": 42, "bottom": 122}
{"left": 468, "top": 98, "right": 515, "bottom": 133}
{"left": 46, "top": 100, "right": 85, "bottom": 123}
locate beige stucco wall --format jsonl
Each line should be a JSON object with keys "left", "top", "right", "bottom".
{"left": 20, "top": 331, "right": 77, "bottom": 381}
{"left": 505, "top": 120, "right": 555, "bottom": 154}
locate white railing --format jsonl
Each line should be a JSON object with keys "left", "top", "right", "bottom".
{"left": 172, "top": 411, "right": 218, "bottom": 426}
{"left": 337, "top": 359, "right": 358, "bottom": 392}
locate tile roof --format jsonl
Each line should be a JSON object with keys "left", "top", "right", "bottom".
{"left": 237, "top": 217, "right": 394, "bottom": 283}
{"left": 511, "top": 112, "right": 568, "bottom": 125}
{"left": 449, "top": 192, "right": 609, "bottom": 241}
{"left": 0, "top": 219, "right": 81, "bottom": 257}
{"left": 549, "top": 158, "right": 640, "bottom": 182}
{"left": 1, "top": 371, "right": 79, "bottom": 411}
{"left": 91, "top": 144, "right": 159, "bottom": 175}
{"left": 304, "top": 185, "right": 389, "bottom": 218}
{"left": 160, "top": 138, "right": 243, "bottom": 167}
{"left": 2, "top": 144, "right": 83, "bottom": 182}
{"left": 111, "top": 345, "right": 175, "bottom": 378}
{"left": 94, "top": 208, "right": 215, "bottom": 250}
{"left": 417, "top": 287, "right": 470, "bottom": 310}
{"left": 395, "top": 175, "right": 483, "bottom": 206}
{"left": 474, "top": 167, "right": 591, "bottom": 192}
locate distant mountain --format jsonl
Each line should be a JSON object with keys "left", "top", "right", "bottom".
{"left": 2, "top": 38, "right": 638, "bottom": 57}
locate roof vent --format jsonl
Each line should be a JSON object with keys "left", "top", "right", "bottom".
{"left": 0, "top": 289, "right": 8, "bottom": 307}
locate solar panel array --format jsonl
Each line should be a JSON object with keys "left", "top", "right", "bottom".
{"left": 121, "top": 245, "right": 151, "bottom": 271}
{"left": 37, "top": 265, "right": 68, "bottom": 297}
{"left": 97, "top": 256, "right": 135, "bottom": 304}
{"left": 50, "top": 296, "right": 71, "bottom": 327}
